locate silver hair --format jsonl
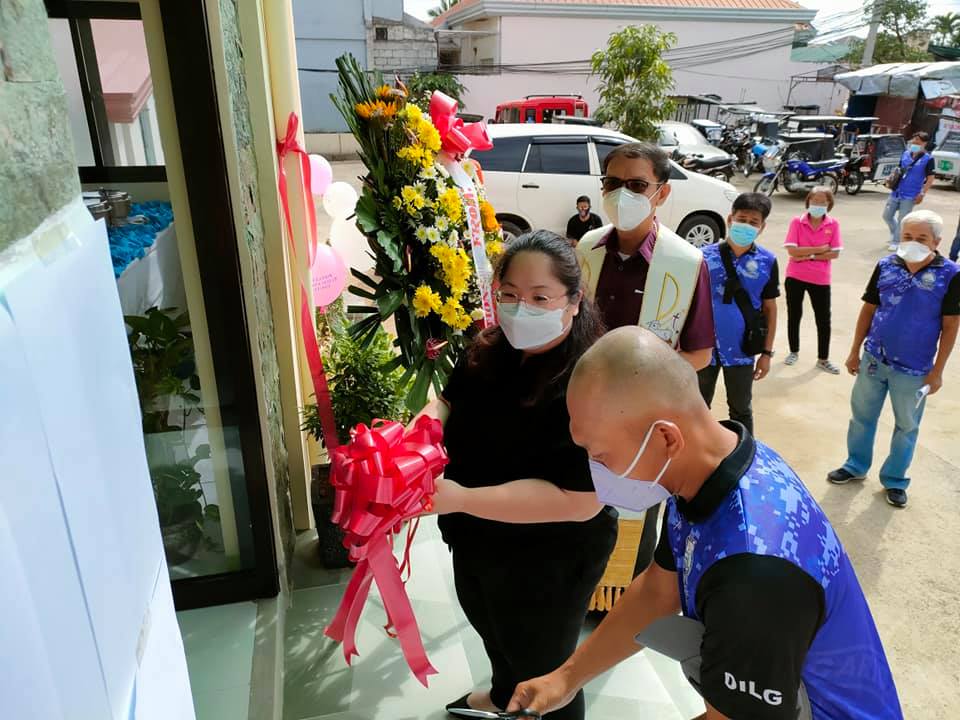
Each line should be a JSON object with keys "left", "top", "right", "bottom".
{"left": 900, "top": 209, "right": 944, "bottom": 239}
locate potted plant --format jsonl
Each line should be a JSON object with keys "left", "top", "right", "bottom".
{"left": 302, "top": 304, "right": 411, "bottom": 568}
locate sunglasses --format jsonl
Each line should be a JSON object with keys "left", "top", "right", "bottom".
{"left": 600, "top": 176, "right": 664, "bottom": 195}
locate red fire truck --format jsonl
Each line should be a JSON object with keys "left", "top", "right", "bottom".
{"left": 493, "top": 95, "right": 590, "bottom": 124}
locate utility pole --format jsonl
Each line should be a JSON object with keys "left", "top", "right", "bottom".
{"left": 861, "top": 0, "right": 883, "bottom": 66}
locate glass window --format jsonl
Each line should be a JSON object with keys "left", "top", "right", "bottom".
{"left": 525, "top": 141, "right": 590, "bottom": 175}
{"left": 669, "top": 124, "right": 711, "bottom": 146}
{"left": 470, "top": 136, "right": 529, "bottom": 172}
{"left": 658, "top": 128, "right": 679, "bottom": 146}
{"left": 524, "top": 108, "right": 536, "bottom": 123}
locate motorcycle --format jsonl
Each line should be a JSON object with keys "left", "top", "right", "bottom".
{"left": 838, "top": 153, "right": 866, "bottom": 195}
{"left": 720, "top": 127, "right": 754, "bottom": 177}
{"left": 672, "top": 149, "right": 735, "bottom": 181}
{"left": 752, "top": 146, "right": 845, "bottom": 197}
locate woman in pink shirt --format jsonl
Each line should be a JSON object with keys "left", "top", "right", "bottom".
{"left": 783, "top": 187, "right": 843, "bottom": 373}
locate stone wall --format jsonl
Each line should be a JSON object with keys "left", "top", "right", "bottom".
{"left": 217, "top": 0, "right": 296, "bottom": 583}
{"left": 367, "top": 19, "right": 437, "bottom": 75}
{"left": 0, "top": 0, "right": 80, "bottom": 249}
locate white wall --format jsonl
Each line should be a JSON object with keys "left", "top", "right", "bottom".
{"left": 457, "top": 15, "right": 845, "bottom": 123}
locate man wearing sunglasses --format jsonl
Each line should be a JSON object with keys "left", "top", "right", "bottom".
{"left": 577, "top": 142, "right": 715, "bottom": 371}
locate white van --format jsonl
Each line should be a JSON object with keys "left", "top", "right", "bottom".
{"left": 470, "top": 124, "right": 739, "bottom": 247}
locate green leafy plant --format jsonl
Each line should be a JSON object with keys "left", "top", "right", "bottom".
{"left": 844, "top": 0, "right": 933, "bottom": 63}
{"left": 125, "top": 307, "right": 202, "bottom": 434}
{"left": 150, "top": 443, "right": 221, "bottom": 558}
{"left": 301, "top": 307, "right": 412, "bottom": 447}
{"left": 406, "top": 71, "right": 466, "bottom": 110}
{"left": 930, "top": 12, "right": 960, "bottom": 46}
{"left": 591, "top": 25, "right": 677, "bottom": 142}
{"left": 428, "top": 0, "right": 458, "bottom": 18}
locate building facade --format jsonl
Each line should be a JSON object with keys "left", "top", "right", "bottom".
{"left": 432, "top": 0, "right": 845, "bottom": 122}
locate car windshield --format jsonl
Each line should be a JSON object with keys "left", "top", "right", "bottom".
{"left": 939, "top": 131, "right": 960, "bottom": 153}
{"left": 668, "top": 124, "right": 711, "bottom": 146}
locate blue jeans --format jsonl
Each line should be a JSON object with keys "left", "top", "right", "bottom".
{"left": 843, "top": 352, "right": 927, "bottom": 490}
{"left": 882, "top": 196, "right": 915, "bottom": 245}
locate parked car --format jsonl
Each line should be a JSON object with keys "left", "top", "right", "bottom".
{"left": 657, "top": 121, "right": 733, "bottom": 164}
{"left": 932, "top": 130, "right": 960, "bottom": 191}
{"left": 469, "top": 124, "right": 739, "bottom": 248}
{"left": 493, "top": 95, "right": 589, "bottom": 124}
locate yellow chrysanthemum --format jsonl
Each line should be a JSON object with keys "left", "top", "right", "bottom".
{"left": 398, "top": 144, "right": 424, "bottom": 166}
{"left": 402, "top": 104, "right": 423, "bottom": 122}
{"left": 391, "top": 196, "right": 403, "bottom": 210}
{"left": 430, "top": 244, "right": 472, "bottom": 299}
{"left": 355, "top": 100, "right": 397, "bottom": 122}
{"left": 400, "top": 185, "right": 426, "bottom": 214}
{"left": 486, "top": 239, "right": 504, "bottom": 258}
{"left": 437, "top": 187, "right": 464, "bottom": 225}
{"left": 412, "top": 285, "right": 442, "bottom": 318}
{"left": 417, "top": 119, "right": 442, "bottom": 153}
{"left": 439, "top": 297, "right": 472, "bottom": 330}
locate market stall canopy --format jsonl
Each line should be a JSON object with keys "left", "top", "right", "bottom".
{"left": 835, "top": 62, "right": 960, "bottom": 99}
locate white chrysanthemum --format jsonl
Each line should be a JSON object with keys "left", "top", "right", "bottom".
{"left": 425, "top": 227, "right": 442, "bottom": 245}
{"left": 420, "top": 165, "right": 438, "bottom": 181}
{"left": 446, "top": 229, "right": 460, "bottom": 247}
{"left": 413, "top": 181, "right": 428, "bottom": 196}
{"left": 436, "top": 215, "right": 449, "bottom": 232}
{"left": 437, "top": 164, "right": 451, "bottom": 178}
{"left": 415, "top": 226, "right": 429, "bottom": 244}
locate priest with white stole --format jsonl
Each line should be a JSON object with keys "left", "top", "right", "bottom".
{"left": 576, "top": 141, "right": 716, "bottom": 611}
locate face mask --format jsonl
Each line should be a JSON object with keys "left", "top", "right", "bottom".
{"left": 896, "top": 241, "right": 933, "bottom": 264}
{"left": 497, "top": 301, "right": 568, "bottom": 350}
{"left": 588, "top": 421, "right": 672, "bottom": 513}
{"left": 602, "top": 187, "right": 657, "bottom": 232}
{"left": 808, "top": 205, "right": 828, "bottom": 219}
{"left": 728, "top": 222, "right": 759, "bottom": 247}
{"left": 909, "top": 143, "right": 923, "bottom": 154}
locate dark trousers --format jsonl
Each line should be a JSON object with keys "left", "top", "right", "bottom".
{"left": 950, "top": 213, "right": 960, "bottom": 262}
{"left": 452, "top": 519, "right": 616, "bottom": 719}
{"left": 785, "top": 277, "right": 832, "bottom": 359}
{"left": 698, "top": 363, "right": 755, "bottom": 436}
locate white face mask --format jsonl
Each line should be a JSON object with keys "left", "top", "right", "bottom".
{"left": 588, "top": 421, "right": 673, "bottom": 513}
{"left": 896, "top": 241, "right": 933, "bottom": 264}
{"left": 497, "top": 301, "right": 569, "bottom": 350}
{"left": 602, "top": 187, "right": 658, "bottom": 232}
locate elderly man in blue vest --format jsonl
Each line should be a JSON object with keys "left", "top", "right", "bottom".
{"left": 881, "top": 131, "right": 935, "bottom": 252}
{"left": 829, "top": 210, "right": 960, "bottom": 507}
{"left": 507, "top": 326, "right": 903, "bottom": 720}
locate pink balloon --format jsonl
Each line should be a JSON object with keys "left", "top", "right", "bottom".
{"left": 311, "top": 243, "right": 347, "bottom": 307}
{"left": 308, "top": 154, "right": 333, "bottom": 198}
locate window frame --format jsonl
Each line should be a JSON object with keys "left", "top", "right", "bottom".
{"left": 45, "top": 0, "right": 167, "bottom": 184}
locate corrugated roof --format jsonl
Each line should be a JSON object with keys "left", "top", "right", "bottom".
{"left": 432, "top": 0, "right": 808, "bottom": 26}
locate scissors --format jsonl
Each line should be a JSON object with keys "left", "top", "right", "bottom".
{"left": 446, "top": 709, "right": 541, "bottom": 720}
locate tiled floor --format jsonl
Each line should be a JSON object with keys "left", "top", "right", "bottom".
{"left": 284, "top": 519, "right": 703, "bottom": 720}
{"left": 178, "top": 601, "right": 257, "bottom": 720}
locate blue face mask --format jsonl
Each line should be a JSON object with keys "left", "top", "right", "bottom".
{"left": 808, "top": 205, "right": 828, "bottom": 219}
{"left": 728, "top": 222, "right": 759, "bottom": 247}
{"left": 909, "top": 143, "right": 923, "bottom": 154}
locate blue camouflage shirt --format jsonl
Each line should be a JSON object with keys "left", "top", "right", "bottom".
{"left": 702, "top": 242, "right": 780, "bottom": 367}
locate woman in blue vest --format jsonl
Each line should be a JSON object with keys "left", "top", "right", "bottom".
{"left": 881, "top": 132, "right": 935, "bottom": 252}
{"left": 507, "top": 327, "right": 903, "bottom": 719}
{"left": 829, "top": 210, "right": 960, "bottom": 508}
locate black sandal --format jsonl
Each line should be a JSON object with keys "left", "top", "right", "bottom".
{"left": 445, "top": 694, "right": 473, "bottom": 715}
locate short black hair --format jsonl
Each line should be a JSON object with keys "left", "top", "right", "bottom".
{"left": 912, "top": 131, "right": 931, "bottom": 142}
{"left": 731, "top": 192, "right": 772, "bottom": 220}
{"left": 576, "top": 195, "right": 591, "bottom": 205}
{"left": 602, "top": 142, "right": 671, "bottom": 183}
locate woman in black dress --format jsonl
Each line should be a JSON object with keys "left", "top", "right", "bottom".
{"left": 419, "top": 230, "right": 618, "bottom": 720}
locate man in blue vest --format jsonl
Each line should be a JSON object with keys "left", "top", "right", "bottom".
{"left": 507, "top": 326, "right": 903, "bottom": 719}
{"left": 881, "top": 132, "right": 935, "bottom": 252}
{"left": 829, "top": 210, "right": 960, "bottom": 508}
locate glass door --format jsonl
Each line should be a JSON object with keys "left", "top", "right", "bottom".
{"left": 46, "top": 0, "right": 278, "bottom": 608}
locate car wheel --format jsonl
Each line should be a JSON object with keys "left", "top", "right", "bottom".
{"left": 953, "top": 175, "right": 960, "bottom": 192}
{"left": 678, "top": 215, "right": 721, "bottom": 248}
{"left": 499, "top": 220, "right": 526, "bottom": 244}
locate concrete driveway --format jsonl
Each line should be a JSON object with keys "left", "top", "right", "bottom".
{"left": 325, "top": 161, "right": 960, "bottom": 717}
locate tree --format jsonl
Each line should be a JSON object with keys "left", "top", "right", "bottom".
{"left": 405, "top": 71, "right": 466, "bottom": 110}
{"left": 930, "top": 12, "right": 960, "bottom": 45}
{"left": 591, "top": 25, "right": 676, "bottom": 142}
{"left": 428, "top": 0, "right": 458, "bottom": 18}
{"left": 845, "top": 0, "right": 932, "bottom": 63}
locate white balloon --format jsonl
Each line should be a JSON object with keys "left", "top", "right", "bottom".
{"left": 322, "top": 181, "right": 359, "bottom": 220}
{"left": 329, "top": 218, "right": 374, "bottom": 273}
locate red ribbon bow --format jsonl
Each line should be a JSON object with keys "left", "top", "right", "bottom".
{"left": 324, "top": 416, "right": 448, "bottom": 686}
{"left": 429, "top": 91, "right": 493, "bottom": 156}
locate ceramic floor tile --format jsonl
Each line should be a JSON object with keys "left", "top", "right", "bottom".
{"left": 645, "top": 647, "right": 706, "bottom": 718}
{"left": 191, "top": 686, "right": 251, "bottom": 720}
{"left": 585, "top": 651, "right": 676, "bottom": 704}
{"left": 290, "top": 530, "right": 355, "bottom": 591}
{"left": 178, "top": 602, "right": 257, "bottom": 695}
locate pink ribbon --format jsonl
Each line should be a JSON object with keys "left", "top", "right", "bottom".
{"left": 276, "top": 113, "right": 340, "bottom": 453}
{"left": 429, "top": 91, "right": 493, "bottom": 156}
{"left": 324, "top": 417, "right": 448, "bottom": 686}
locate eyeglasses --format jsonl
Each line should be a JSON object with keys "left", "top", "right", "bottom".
{"left": 600, "top": 176, "right": 664, "bottom": 195}
{"left": 496, "top": 289, "right": 567, "bottom": 309}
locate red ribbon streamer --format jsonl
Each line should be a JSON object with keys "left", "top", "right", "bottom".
{"left": 429, "top": 91, "right": 493, "bottom": 156}
{"left": 276, "top": 112, "right": 340, "bottom": 452}
{"left": 324, "top": 417, "right": 448, "bottom": 686}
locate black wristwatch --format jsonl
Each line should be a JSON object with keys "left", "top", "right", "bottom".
{"left": 760, "top": 349, "right": 775, "bottom": 358}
